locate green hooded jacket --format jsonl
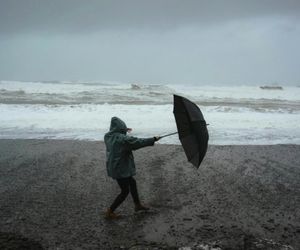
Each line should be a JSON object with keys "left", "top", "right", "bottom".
{"left": 104, "top": 117, "right": 155, "bottom": 179}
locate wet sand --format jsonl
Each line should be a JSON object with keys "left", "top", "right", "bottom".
{"left": 0, "top": 139, "right": 299, "bottom": 249}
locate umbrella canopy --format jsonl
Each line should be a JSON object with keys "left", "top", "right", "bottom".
{"left": 173, "top": 94, "right": 209, "bottom": 168}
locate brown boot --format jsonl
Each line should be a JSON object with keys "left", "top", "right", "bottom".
{"left": 105, "top": 208, "right": 121, "bottom": 219}
{"left": 135, "top": 203, "right": 150, "bottom": 212}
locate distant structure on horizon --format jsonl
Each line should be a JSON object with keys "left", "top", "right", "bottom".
{"left": 260, "top": 85, "right": 283, "bottom": 90}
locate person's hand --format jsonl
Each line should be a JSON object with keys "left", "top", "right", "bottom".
{"left": 154, "top": 136, "right": 161, "bottom": 141}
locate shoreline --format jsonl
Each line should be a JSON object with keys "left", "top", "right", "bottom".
{"left": 1, "top": 139, "right": 299, "bottom": 249}
{"left": 0, "top": 138, "right": 299, "bottom": 146}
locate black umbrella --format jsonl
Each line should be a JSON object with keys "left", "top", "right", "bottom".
{"left": 161, "top": 95, "right": 209, "bottom": 168}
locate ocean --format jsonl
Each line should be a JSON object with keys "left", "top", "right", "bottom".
{"left": 0, "top": 80, "right": 299, "bottom": 145}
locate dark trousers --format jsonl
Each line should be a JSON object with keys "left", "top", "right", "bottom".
{"left": 110, "top": 176, "right": 140, "bottom": 211}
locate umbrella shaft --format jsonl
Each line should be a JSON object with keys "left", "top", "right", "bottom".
{"left": 160, "top": 132, "right": 178, "bottom": 138}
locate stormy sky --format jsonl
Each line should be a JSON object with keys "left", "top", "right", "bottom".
{"left": 0, "top": 0, "right": 300, "bottom": 85}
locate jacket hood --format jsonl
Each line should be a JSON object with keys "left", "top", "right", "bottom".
{"left": 108, "top": 117, "right": 127, "bottom": 134}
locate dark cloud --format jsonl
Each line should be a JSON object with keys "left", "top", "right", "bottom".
{"left": 1, "top": 1, "right": 300, "bottom": 84}
{"left": 1, "top": 0, "right": 300, "bottom": 34}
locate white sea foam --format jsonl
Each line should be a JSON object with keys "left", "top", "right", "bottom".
{"left": 0, "top": 103, "right": 299, "bottom": 145}
{"left": 171, "top": 84, "right": 300, "bottom": 101}
{"left": 0, "top": 80, "right": 299, "bottom": 144}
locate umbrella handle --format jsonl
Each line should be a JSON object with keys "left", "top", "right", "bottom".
{"left": 160, "top": 132, "right": 178, "bottom": 139}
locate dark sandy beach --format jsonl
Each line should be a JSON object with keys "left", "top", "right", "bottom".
{"left": 0, "top": 139, "right": 299, "bottom": 249}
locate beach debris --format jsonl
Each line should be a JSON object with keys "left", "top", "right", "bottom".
{"left": 179, "top": 243, "right": 221, "bottom": 250}
{"left": 248, "top": 237, "right": 295, "bottom": 250}
{"left": 176, "top": 235, "right": 296, "bottom": 250}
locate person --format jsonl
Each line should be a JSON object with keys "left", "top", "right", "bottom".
{"left": 104, "top": 117, "right": 160, "bottom": 219}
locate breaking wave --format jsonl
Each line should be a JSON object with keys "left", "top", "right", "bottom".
{"left": 0, "top": 80, "right": 300, "bottom": 112}
{"left": 1, "top": 80, "right": 300, "bottom": 144}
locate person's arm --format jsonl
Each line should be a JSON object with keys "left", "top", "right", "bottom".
{"left": 123, "top": 136, "right": 159, "bottom": 151}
